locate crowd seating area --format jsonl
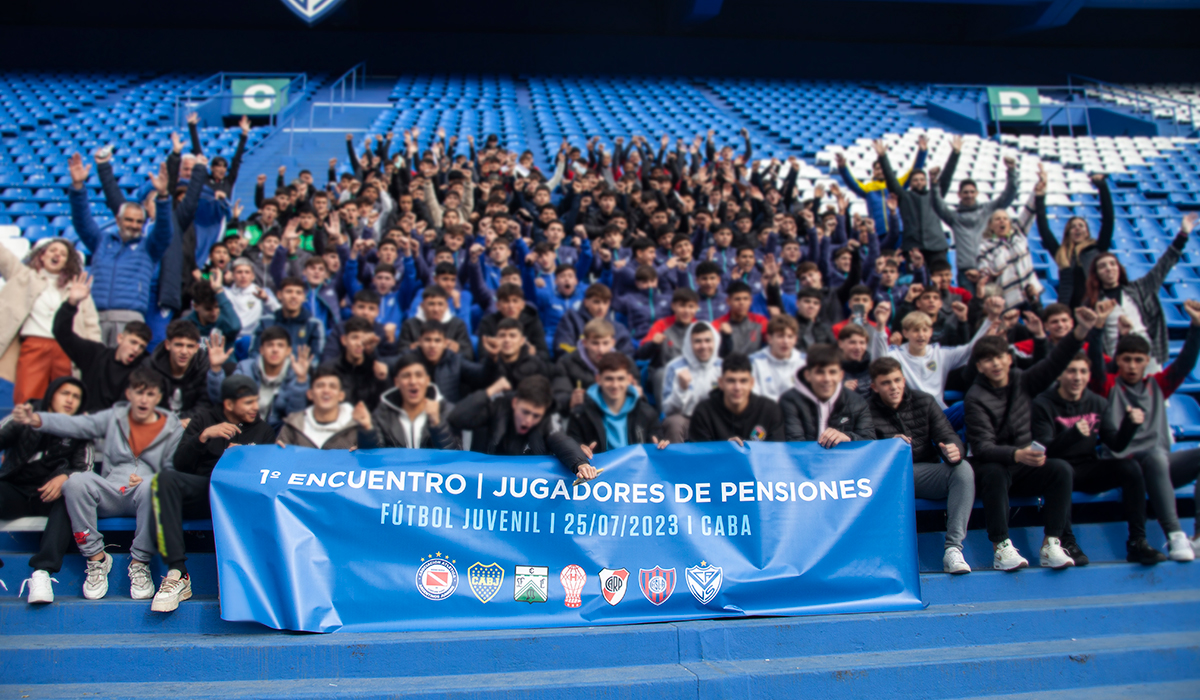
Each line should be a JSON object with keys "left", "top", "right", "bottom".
{"left": 0, "top": 71, "right": 1197, "bottom": 436}
{"left": 0, "top": 71, "right": 276, "bottom": 251}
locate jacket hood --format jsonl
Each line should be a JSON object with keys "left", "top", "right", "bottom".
{"left": 415, "top": 306, "right": 454, "bottom": 323}
{"left": 681, "top": 321, "right": 719, "bottom": 370}
{"left": 378, "top": 384, "right": 444, "bottom": 413}
{"left": 38, "top": 376, "right": 88, "bottom": 415}
{"left": 586, "top": 383, "right": 636, "bottom": 419}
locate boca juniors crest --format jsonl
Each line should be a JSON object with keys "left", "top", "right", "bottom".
{"left": 280, "top": 0, "right": 345, "bottom": 25}
{"left": 467, "top": 562, "right": 504, "bottom": 604}
{"left": 685, "top": 562, "right": 723, "bottom": 605}
{"left": 639, "top": 566, "right": 676, "bottom": 606}
{"left": 598, "top": 568, "right": 629, "bottom": 606}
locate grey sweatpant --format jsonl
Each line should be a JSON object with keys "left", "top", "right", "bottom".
{"left": 97, "top": 310, "right": 145, "bottom": 348}
{"left": 62, "top": 471, "right": 156, "bottom": 562}
{"left": 914, "top": 460, "right": 974, "bottom": 550}
{"left": 662, "top": 414, "right": 690, "bottom": 444}
{"left": 1128, "top": 449, "right": 1181, "bottom": 536}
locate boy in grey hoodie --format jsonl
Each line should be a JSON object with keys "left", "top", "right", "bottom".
{"left": 9, "top": 368, "right": 184, "bottom": 601}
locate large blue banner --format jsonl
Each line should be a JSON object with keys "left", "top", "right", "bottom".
{"left": 210, "top": 441, "right": 921, "bottom": 633}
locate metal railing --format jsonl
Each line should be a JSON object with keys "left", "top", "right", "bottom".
{"left": 1068, "top": 75, "right": 1198, "bottom": 137}
{"left": 308, "top": 61, "right": 368, "bottom": 131}
{"left": 174, "top": 72, "right": 309, "bottom": 131}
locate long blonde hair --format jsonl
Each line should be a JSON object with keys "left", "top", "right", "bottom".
{"left": 1053, "top": 216, "right": 1096, "bottom": 268}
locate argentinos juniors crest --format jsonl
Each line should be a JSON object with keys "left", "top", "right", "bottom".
{"left": 416, "top": 554, "right": 458, "bottom": 601}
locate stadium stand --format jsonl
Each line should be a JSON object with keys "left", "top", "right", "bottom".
{"left": 0, "top": 69, "right": 1197, "bottom": 697}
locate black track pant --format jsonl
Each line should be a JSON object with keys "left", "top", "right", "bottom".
{"left": 973, "top": 459, "right": 1073, "bottom": 543}
{"left": 151, "top": 471, "right": 211, "bottom": 576}
{"left": 1063, "top": 458, "right": 1147, "bottom": 542}
{"left": 0, "top": 481, "right": 74, "bottom": 574}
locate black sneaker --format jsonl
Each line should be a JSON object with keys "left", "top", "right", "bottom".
{"left": 1127, "top": 538, "right": 1168, "bottom": 565}
{"left": 1061, "top": 540, "right": 1089, "bottom": 567}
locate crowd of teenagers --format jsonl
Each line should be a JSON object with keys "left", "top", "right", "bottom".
{"left": 1, "top": 123, "right": 1199, "bottom": 613}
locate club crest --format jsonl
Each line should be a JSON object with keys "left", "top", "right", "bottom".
{"left": 685, "top": 561, "right": 723, "bottom": 605}
{"left": 560, "top": 564, "right": 587, "bottom": 608}
{"left": 639, "top": 566, "right": 676, "bottom": 606}
{"left": 598, "top": 568, "right": 629, "bottom": 606}
{"left": 415, "top": 553, "right": 457, "bottom": 601}
{"left": 513, "top": 565, "right": 548, "bottom": 604}
{"left": 280, "top": 0, "right": 345, "bottom": 24}
{"left": 467, "top": 562, "right": 504, "bottom": 604}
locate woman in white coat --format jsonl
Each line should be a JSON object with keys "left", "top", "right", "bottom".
{"left": 0, "top": 238, "right": 100, "bottom": 404}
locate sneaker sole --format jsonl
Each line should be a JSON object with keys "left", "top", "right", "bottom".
{"left": 130, "top": 589, "right": 155, "bottom": 600}
{"left": 1040, "top": 559, "right": 1075, "bottom": 569}
{"left": 82, "top": 587, "right": 108, "bottom": 600}
{"left": 944, "top": 567, "right": 971, "bottom": 575}
{"left": 995, "top": 561, "right": 1028, "bottom": 572}
{"left": 150, "top": 587, "right": 192, "bottom": 613}
{"left": 27, "top": 595, "right": 53, "bottom": 604}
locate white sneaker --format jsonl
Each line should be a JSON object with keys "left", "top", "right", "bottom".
{"left": 150, "top": 570, "right": 192, "bottom": 613}
{"left": 943, "top": 547, "right": 971, "bottom": 575}
{"left": 1040, "top": 537, "right": 1076, "bottom": 569}
{"left": 993, "top": 539, "right": 1029, "bottom": 571}
{"left": 82, "top": 553, "right": 112, "bottom": 600}
{"left": 128, "top": 561, "right": 154, "bottom": 600}
{"left": 19, "top": 570, "right": 56, "bottom": 604}
{"left": 1167, "top": 531, "right": 1196, "bottom": 562}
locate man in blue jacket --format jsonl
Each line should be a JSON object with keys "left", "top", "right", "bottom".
{"left": 68, "top": 153, "right": 173, "bottom": 346}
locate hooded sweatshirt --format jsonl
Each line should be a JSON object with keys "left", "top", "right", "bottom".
{"left": 590, "top": 383, "right": 635, "bottom": 451}
{"left": 662, "top": 322, "right": 723, "bottom": 418}
{"left": 749, "top": 346, "right": 806, "bottom": 402}
{"left": 35, "top": 404, "right": 183, "bottom": 485}
{"left": 0, "top": 377, "right": 92, "bottom": 488}
{"left": 145, "top": 343, "right": 213, "bottom": 420}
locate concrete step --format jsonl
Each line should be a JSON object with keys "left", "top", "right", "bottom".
{"left": 916, "top": 518, "right": 1195, "bottom": 573}
{"left": 1, "top": 587, "right": 1197, "bottom": 683}
{"left": 3, "top": 632, "right": 1197, "bottom": 699}
{"left": 958, "top": 680, "right": 1200, "bottom": 699}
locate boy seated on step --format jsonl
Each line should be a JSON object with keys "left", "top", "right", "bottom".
{"left": 9, "top": 369, "right": 184, "bottom": 604}
{"left": 150, "top": 375, "right": 277, "bottom": 612}
{"left": 2, "top": 377, "right": 91, "bottom": 604}
{"left": 1090, "top": 298, "right": 1200, "bottom": 563}
{"left": 963, "top": 306, "right": 1099, "bottom": 572}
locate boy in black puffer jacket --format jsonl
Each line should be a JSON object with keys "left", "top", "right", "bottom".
{"left": 0, "top": 376, "right": 91, "bottom": 603}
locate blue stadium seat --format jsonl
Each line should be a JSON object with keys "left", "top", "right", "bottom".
{"left": 1168, "top": 394, "right": 1200, "bottom": 439}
